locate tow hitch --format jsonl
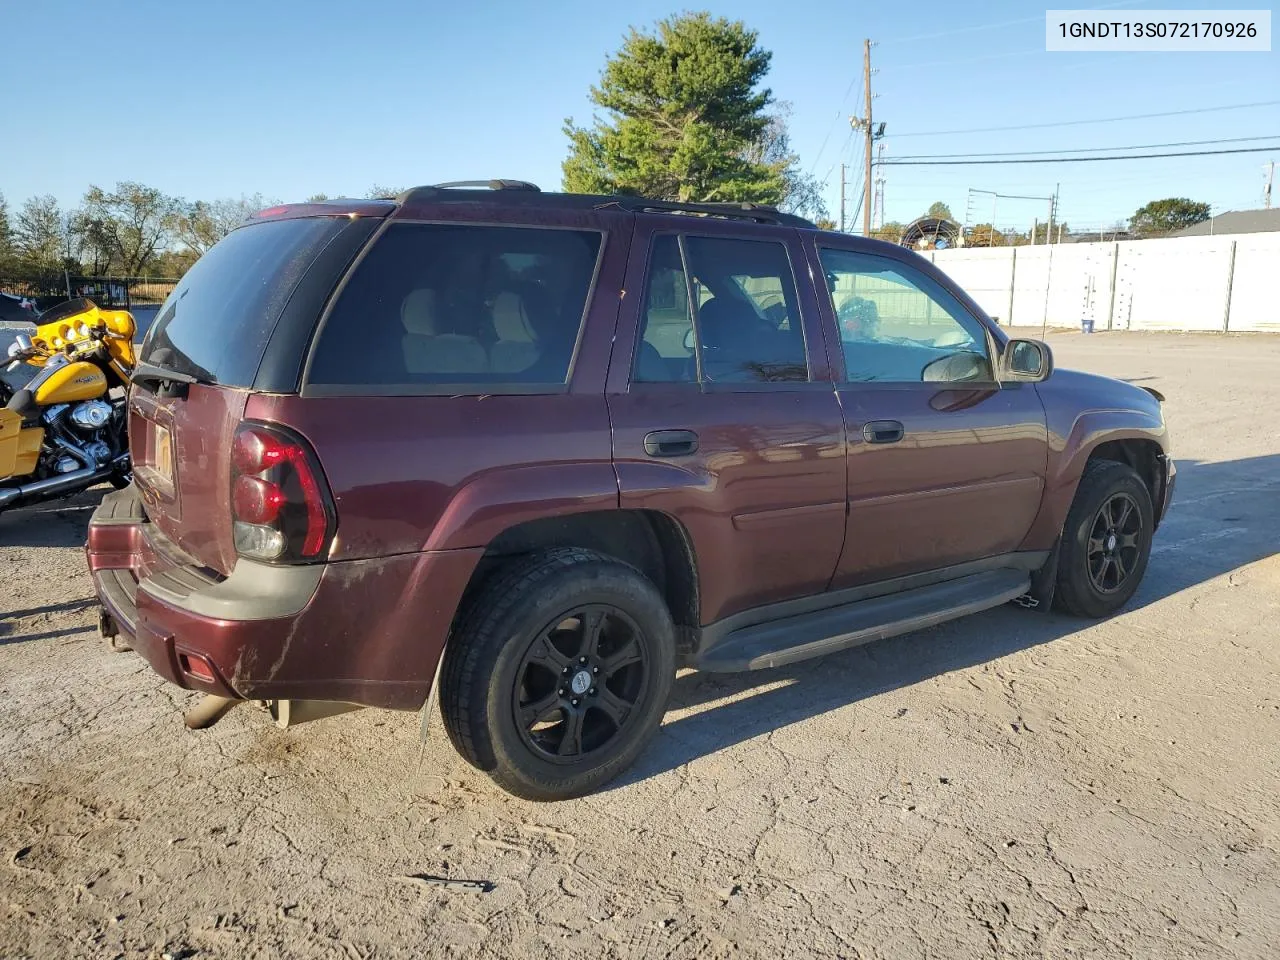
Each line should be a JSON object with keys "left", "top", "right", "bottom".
{"left": 98, "top": 607, "right": 132, "bottom": 653}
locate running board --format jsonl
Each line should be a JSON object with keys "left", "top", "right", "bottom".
{"left": 696, "top": 569, "right": 1031, "bottom": 673}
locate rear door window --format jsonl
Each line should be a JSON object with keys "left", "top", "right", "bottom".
{"left": 306, "top": 223, "right": 603, "bottom": 392}
{"left": 634, "top": 234, "right": 809, "bottom": 384}
{"left": 142, "top": 216, "right": 352, "bottom": 386}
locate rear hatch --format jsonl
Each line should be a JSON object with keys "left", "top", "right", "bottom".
{"left": 131, "top": 208, "right": 382, "bottom": 576}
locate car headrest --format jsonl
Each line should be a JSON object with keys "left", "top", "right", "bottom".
{"left": 492, "top": 291, "right": 536, "bottom": 343}
{"left": 696, "top": 298, "right": 737, "bottom": 346}
{"left": 401, "top": 289, "right": 439, "bottom": 336}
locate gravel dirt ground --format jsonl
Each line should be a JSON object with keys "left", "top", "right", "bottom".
{"left": 1, "top": 331, "right": 1277, "bottom": 960}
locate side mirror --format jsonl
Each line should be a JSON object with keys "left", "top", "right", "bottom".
{"left": 1000, "top": 338, "right": 1053, "bottom": 383}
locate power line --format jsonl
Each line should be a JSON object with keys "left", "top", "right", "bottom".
{"left": 810, "top": 74, "right": 863, "bottom": 175}
{"left": 820, "top": 124, "right": 859, "bottom": 189}
{"left": 890, "top": 135, "right": 1280, "bottom": 161}
{"left": 887, "top": 100, "right": 1280, "bottom": 138}
{"left": 880, "top": 145, "right": 1280, "bottom": 166}
{"left": 880, "top": 49, "right": 1041, "bottom": 72}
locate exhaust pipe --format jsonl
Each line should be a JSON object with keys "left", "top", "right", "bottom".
{"left": 0, "top": 463, "right": 115, "bottom": 510}
{"left": 268, "top": 699, "right": 364, "bottom": 728}
{"left": 183, "top": 695, "right": 242, "bottom": 730}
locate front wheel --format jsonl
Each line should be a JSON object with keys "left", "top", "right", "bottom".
{"left": 1055, "top": 460, "right": 1154, "bottom": 618}
{"left": 440, "top": 548, "right": 675, "bottom": 801}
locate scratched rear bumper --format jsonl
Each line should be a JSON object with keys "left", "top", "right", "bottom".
{"left": 86, "top": 487, "right": 483, "bottom": 711}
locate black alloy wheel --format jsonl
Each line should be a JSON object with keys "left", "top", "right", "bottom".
{"left": 1054, "top": 459, "right": 1154, "bottom": 618}
{"left": 439, "top": 548, "right": 676, "bottom": 801}
{"left": 513, "top": 605, "right": 649, "bottom": 762}
{"left": 1086, "top": 492, "right": 1143, "bottom": 594}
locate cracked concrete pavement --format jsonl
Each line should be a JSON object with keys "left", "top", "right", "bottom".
{"left": 1, "top": 331, "right": 1277, "bottom": 959}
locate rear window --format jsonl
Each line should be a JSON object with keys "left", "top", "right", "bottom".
{"left": 141, "top": 216, "right": 350, "bottom": 386}
{"left": 306, "top": 222, "right": 603, "bottom": 392}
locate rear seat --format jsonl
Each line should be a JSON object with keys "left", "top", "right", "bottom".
{"left": 399, "top": 287, "right": 555, "bottom": 377}
{"left": 489, "top": 291, "right": 540, "bottom": 374}
{"left": 400, "top": 289, "right": 487, "bottom": 376}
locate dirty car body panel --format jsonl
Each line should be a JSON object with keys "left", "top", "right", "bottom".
{"left": 86, "top": 187, "right": 1174, "bottom": 729}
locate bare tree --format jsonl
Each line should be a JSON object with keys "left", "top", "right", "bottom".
{"left": 742, "top": 102, "right": 829, "bottom": 221}
{"left": 170, "top": 194, "right": 268, "bottom": 256}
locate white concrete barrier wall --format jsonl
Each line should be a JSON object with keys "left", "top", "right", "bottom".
{"left": 930, "top": 232, "right": 1280, "bottom": 333}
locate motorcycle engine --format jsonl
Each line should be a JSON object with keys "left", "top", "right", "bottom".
{"left": 70, "top": 400, "right": 114, "bottom": 431}
{"left": 83, "top": 440, "right": 113, "bottom": 465}
{"left": 41, "top": 400, "right": 121, "bottom": 474}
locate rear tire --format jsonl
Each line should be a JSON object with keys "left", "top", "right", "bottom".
{"left": 1054, "top": 460, "right": 1153, "bottom": 618}
{"left": 439, "top": 548, "right": 675, "bottom": 801}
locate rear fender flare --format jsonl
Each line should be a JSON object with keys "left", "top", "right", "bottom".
{"left": 422, "top": 462, "right": 621, "bottom": 552}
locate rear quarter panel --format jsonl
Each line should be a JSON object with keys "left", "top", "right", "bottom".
{"left": 246, "top": 393, "right": 619, "bottom": 558}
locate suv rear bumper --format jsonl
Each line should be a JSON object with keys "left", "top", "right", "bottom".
{"left": 86, "top": 487, "right": 483, "bottom": 711}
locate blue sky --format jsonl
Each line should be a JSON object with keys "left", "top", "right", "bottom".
{"left": 5, "top": 0, "right": 1277, "bottom": 233}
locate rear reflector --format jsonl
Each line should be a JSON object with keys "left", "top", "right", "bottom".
{"left": 178, "top": 652, "right": 216, "bottom": 683}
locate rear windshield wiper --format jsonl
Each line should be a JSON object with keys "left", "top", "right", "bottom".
{"left": 131, "top": 361, "right": 204, "bottom": 397}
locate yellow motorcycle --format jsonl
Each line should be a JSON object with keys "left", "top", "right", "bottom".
{"left": 0, "top": 298, "right": 135, "bottom": 514}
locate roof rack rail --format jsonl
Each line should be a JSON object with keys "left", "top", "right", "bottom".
{"left": 389, "top": 185, "right": 815, "bottom": 228}
{"left": 397, "top": 180, "right": 541, "bottom": 202}
{"left": 619, "top": 198, "right": 813, "bottom": 228}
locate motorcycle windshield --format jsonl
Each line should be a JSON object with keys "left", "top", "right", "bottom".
{"left": 36, "top": 298, "right": 97, "bottom": 325}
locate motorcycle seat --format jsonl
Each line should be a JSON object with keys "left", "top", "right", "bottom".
{"left": 4, "top": 388, "right": 36, "bottom": 420}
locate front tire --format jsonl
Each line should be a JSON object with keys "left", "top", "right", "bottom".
{"left": 1055, "top": 460, "right": 1154, "bottom": 618}
{"left": 440, "top": 548, "right": 675, "bottom": 801}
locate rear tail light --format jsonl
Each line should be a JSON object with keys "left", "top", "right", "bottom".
{"left": 230, "top": 422, "right": 335, "bottom": 563}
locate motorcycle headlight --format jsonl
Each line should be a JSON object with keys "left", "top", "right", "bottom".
{"left": 52, "top": 337, "right": 63, "bottom": 348}
{"left": 78, "top": 323, "right": 91, "bottom": 338}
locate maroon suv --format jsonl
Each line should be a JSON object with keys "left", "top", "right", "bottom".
{"left": 86, "top": 181, "right": 1174, "bottom": 800}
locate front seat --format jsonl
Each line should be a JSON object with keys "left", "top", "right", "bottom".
{"left": 400, "top": 289, "right": 487, "bottom": 376}
{"left": 695, "top": 298, "right": 747, "bottom": 381}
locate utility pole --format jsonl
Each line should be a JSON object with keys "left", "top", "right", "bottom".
{"left": 872, "top": 143, "right": 886, "bottom": 230}
{"left": 839, "top": 162, "right": 846, "bottom": 232}
{"left": 1046, "top": 183, "right": 1059, "bottom": 244}
{"left": 1265, "top": 161, "right": 1275, "bottom": 209}
{"left": 862, "top": 38, "right": 873, "bottom": 236}
{"left": 848, "top": 40, "right": 882, "bottom": 236}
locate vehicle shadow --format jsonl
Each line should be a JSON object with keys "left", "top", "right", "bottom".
{"left": 0, "top": 623, "right": 95, "bottom": 646}
{"left": 615, "top": 453, "right": 1280, "bottom": 789}
{"left": 0, "top": 488, "right": 103, "bottom": 549}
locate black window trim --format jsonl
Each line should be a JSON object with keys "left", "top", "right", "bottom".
{"left": 299, "top": 217, "right": 607, "bottom": 398}
{"left": 816, "top": 245, "right": 1000, "bottom": 389}
{"left": 628, "top": 229, "right": 818, "bottom": 393}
